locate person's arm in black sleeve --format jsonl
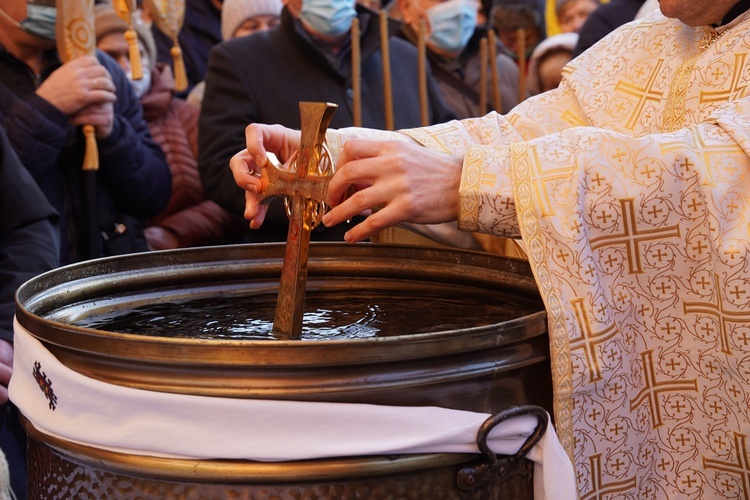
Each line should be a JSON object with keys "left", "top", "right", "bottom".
{"left": 95, "top": 52, "right": 171, "bottom": 220}
{"left": 198, "top": 43, "right": 261, "bottom": 216}
{"left": 0, "top": 125, "right": 59, "bottom": 344}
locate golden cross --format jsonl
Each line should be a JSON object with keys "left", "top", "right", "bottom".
{"left": 258, "top": 102, "right": 338, "bottom": 340}
{"left": 589, "top": 198, "right": 680, "bottom": 274}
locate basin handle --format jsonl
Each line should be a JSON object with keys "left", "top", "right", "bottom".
{"left": 456, "top": 405, "right": 549, "bottom": 491}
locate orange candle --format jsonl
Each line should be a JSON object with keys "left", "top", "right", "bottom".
{"left": 517, "top": 27, "right": 527, "bottom": 102}
{"left": 351, "top": 17, "right": 362, "bottom": 127}
{"left": 479, "top": 37, "right": 488, "bottom": 116}
{"left": 417, "top": 18, "right": 428, "bottom": 127}
{"left": 487, "top": 29, "right": 502, "bottom": 113}
{"left": 379, "top": 10, "right": 394, "bottom": 130}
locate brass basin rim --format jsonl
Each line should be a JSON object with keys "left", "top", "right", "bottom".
{"left": 16, "top": 242, "right": 546, "bottom": 365}
{"left": 22, "top": 415, "right": 480, "bottom": 483}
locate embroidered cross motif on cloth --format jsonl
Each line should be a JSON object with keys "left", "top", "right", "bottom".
{"left": 33, "top": 361, "right": 57, "bottom": 410}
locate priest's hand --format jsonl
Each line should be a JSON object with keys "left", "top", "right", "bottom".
{"left": 322, "top": 140, "right": 462, "bottom": 243}
{"left": 0, "top": 340, "right": 13, "bottom": 404}
{"left": 36, "top": 55, "right": 117, "bottom": 117}
{"left": 229, "top": 123, "right": 301, "bottom": 228}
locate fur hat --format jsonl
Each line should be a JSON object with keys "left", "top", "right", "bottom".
{"left": 94, "top": 4, "right": 157, "bottom": 70}
{"left": 526, "top": 32, "right": 578, "bottom": 94}
{"left": 221, "top": 0, "right": 283, "bottom": 40}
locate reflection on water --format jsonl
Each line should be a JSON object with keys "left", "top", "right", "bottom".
{"left": 74, "top": 288, "right": 539, "bottom": 341}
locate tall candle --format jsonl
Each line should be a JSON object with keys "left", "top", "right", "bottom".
{"left": 352, "top": 17, "right": 362, "bottom": 127}
{"left": 517, "top": 27, "right": 527, "bottom": 103}
{"left": 487, "top": 29, "right": 502, "bottom": 113}
{"left": 479, "top": 37, "right": 488, "bottom": 116}
{"left": 417, "top": 18, "right": 428, "bottom": 127}
{"left": 379, "top": 10, "right": 394, "bottom": 130}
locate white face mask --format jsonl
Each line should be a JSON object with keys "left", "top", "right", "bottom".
{"left": 128, "top": 69, "right": 151, "bottom": 99}
{"left": 300, "top": 0, "right": 356, "bottom": 37}
{"left": 0, "top": 1, "right": 57, "bottom": 41}
{"left": 424, "top": 0, "right": 477, "bottom": 54}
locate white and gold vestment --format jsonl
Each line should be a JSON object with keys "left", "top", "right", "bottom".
{"left": 330, "top": 9, "right": 750, "bottom": 498}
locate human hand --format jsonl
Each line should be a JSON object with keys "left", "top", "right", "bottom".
{"left": 322, "top": 140, "right": 462, "bottom": 243}
{"left": 36, "top": 55, "right": 117, "bottom": 116}
{"left": 0, "top": 340, "right": 13, "bottom": 405}
{"left": 229, "top": 123, "right": 301, "bottom": 228}
{"left": 70, "top": 102, "right": 115, "bottom": 139}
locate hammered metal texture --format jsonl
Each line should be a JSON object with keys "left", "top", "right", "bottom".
{"left": 27, "top": 439, "right": 533, "bottom": 499}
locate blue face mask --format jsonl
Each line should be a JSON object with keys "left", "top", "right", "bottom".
{"left": 0, "top": 1, "right": 57, "bottom": 41}
{"left": 300, "top": 0, "right": 356, "bottom": 37}
{"left": 426, "top": 0, "right": 477, "bottom": 54}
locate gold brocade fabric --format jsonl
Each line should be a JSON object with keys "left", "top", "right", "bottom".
{"left": 330, "top": 9, "right": 750, "bottom": 498}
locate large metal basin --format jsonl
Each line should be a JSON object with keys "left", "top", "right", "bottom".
{"left": 15, "top": 243, "right": 552, "bottom": 498}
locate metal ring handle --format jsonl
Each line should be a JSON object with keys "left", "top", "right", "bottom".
{"left": 456, "top": 405, "right": 549, "bottom": 492}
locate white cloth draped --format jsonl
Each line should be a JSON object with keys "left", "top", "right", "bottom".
{"left": 10, "top": 318, "right": 575, "bottom": 499}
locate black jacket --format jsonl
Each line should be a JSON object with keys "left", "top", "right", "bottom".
{"left": 0, "top": 124, "right": 58, "bottom": 343}
{"left": 0, "top": 48, "right": 171, "bottom": 264}
{"left": 152, "top": 0, "right": 222, "bottom": 97}
{"left": 572, "top": 0, "right": 645, "bottom": 57}
{"left": 198, "top": 6, "right": 455, "bottom": 242}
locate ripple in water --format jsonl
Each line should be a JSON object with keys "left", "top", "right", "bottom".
{"left": 74, "top": 288, "right": 539, "bottom": 341}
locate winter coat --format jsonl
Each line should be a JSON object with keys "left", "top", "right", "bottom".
{"left": 572, "top": 0, "right": 645, "bottom": 57}
{"left": 152, "top": 0, "right": 222, "bottom": 97}
{"left": 0, "top": 124, "right": 58, "bottom": 343}
{"left": 140, "top": 63, "right": 246, "bottom": 249}
{"left": 398, "top": 25, "right": 520, "bottom": 118}
{"left": 198, "top": 5, "right": 455, "bottom": 243}
{"left": 0, "top": 48, "right": 171, "bottom": 264}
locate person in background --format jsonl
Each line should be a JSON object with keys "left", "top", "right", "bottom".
{"left": 572, "top": 0, "right": 645, "bottom": 56}
{"left": 490, "top": 2, "right": 543, "bottom": 68}
{"left": 0, "top": 123, "right": 58, "bottom": 500}
{"left": 95, "top": 4, "right": 247, "bottom": 250}
{"left": 198, "top": 0, "right": 455, "bottom": 243}
{"left": 187, "top": 0, "right": 283, "bottom": 107}
{"left": 555, "top": 0, "right": 600, "bottom": 33}
{"left": 149, "top": 0, "right": 223, "bottom": 97}
{"left": 526, "top": 31, "right": 577, "bottom": 94}
{"left": 0, "top": 0, "right": 171, "bottom": 265}
{"left": 397, "top": 0, "right": 520, "bottom": 117}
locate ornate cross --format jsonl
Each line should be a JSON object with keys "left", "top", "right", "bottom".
{"left": 258, "top": 102, "right": 338, "bottom": 340}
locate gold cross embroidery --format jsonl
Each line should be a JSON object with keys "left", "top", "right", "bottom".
{"left": 660, "top": 127, "right": 744, "bottom": 187}
{"left": 615, "top": 59, "right": 665, "bottom": 131}
{"left": 580, "top": 454, "right": 637, "bottom": 500}
{"left": 701, "top": 53, "right": 749, "bottom": 103}
{"left": 629, "top": 350, "right": 698, "bottom": 428}
{"left": 589, "top": 198, "right": 680, "bottom": 274}
{"left": 683, "top": 273, "right": 750, "bottom": 355}
{"left": 704, "top": 433, "right": 750, "bottom": 500}
{"left": 571, "top": 298, "right": 619, "bottom": 382}
{"left": 528, "top": 145, "right": 576, "bottom": 217}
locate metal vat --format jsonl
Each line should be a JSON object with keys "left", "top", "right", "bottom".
{"left": 15, "top": 243, "right": 553, "bottom": 498}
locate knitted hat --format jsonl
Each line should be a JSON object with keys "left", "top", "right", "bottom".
{"left": 94, "top": 4, "right": 157, "bottom": 70}
{"left": 491, "top": 2, "right": 542, "bottom": 33}
{"left": 526, "top": 32, "right": 578, "bottom": 94}
{"left": 221, "top": 0, "right": 283, "bottom": 40}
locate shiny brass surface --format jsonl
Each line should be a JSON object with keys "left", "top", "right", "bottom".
{"left": 16, "top": 242, "right": 550, "bottom": 498}
{"left": 16, "top": 243, "right": 551, "bottom": 414}
{"left": 26, "top": 423, "right": 534, "bottom": 498}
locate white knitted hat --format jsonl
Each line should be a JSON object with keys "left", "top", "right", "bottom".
{"left": 221, "top": 0, "right": 283, "bottom": 40}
